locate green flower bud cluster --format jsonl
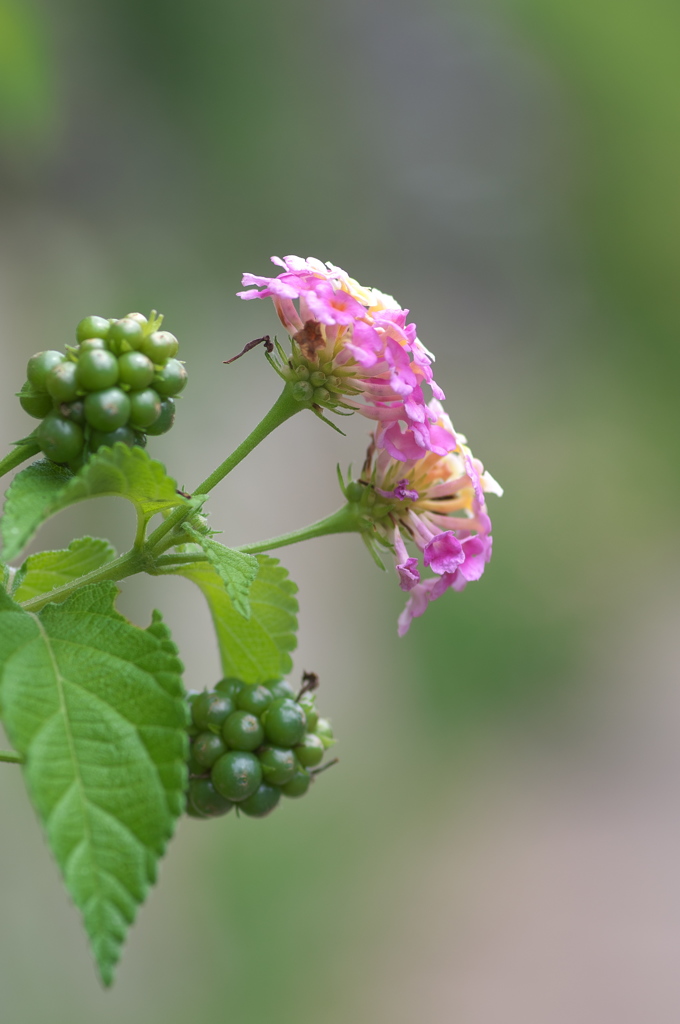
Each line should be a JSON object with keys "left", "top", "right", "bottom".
{"left": 185, "top": 677, "right": 336, "bottom": 820}
{"left": 19, "top": 311, "right": 187, "bottom": 469}
{"left": 291, "top": 362, "right": 342, "bottom": 406}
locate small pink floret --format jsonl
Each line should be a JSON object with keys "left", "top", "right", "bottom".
{"left": 397, "top": 558, "right": 421, "bottom": 591}
{"left": 238, "top": 255, "right": 449, "bottom": 460}
{"left": 423, "top": 532, "right": 465, "bottom": 575}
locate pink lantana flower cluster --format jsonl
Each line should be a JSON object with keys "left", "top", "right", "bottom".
{"left": 238, "top": 256, "right": 454, "bottom": 461}
{"left": 239, "top": 256, "right": 502, "bottom": 633}
{"left": 355, "top": 400, "right": 502, "bottom": 635}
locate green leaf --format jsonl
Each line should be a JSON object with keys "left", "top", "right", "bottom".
{"left": 0, "top": 459, "right": 71, "bottom": 560}
{"left": 174, "top": 554, "right": 298, "bottom": 683}
{"left": 183, "top": 526, "right": 258, "bottom": 618}
{"left": 0, "top": 583, "right": 187, "bottom": 986}
{"left": 11, "top": 537, "right": 116, "bottom": 604}
{"left": 1, "top": 444, "right": 186, "bottom": 561}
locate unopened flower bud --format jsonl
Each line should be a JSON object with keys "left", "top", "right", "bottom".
{"left": 292, "top": 380, "right": 314, "bottom": 402}
{"left": 313, "top": 387, "right": 330, "bottom": 404}
{"left": 295, "top": 365, "right": 310, "bottom": 380}
{"left": 310, "top": 371, "right": 326, "bottom": 387}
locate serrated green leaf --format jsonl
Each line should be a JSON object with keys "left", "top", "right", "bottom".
{"left": 12, "top": 537, "right": 116, "bottom": 604}
{"left": 1, "top": 444, "right": 186, "bottom": 561}
{"left": 183, "top": 526, "right": 258, "bottom": 618}
{"left": 0, "top": 583, "right": 187, "bottom": 986}
{"left": 174, "top": 554, "right": 298, "bottom": 683}
{"left": 0, "top": 459, "right": 71, "bottom": 560}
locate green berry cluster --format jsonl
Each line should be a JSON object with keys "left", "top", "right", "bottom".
{"left": 19, "top": 311, "right": 187, "bottom": 469}
{"left": 185, "top": 676, "right": 336, "bottom": 820}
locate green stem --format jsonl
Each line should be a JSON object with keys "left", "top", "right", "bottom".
{"left": 193, "top": 383, "right": 301, "bottom": 496}
{"left": 153, "top": 532, "right": 193, "bottom": 557}
{"left": 145, "top": 384, "right": 303, "bottom": 557}
{"left": 20, "top": 548, "right": 145, "bottom": 613}
{"left": 133, "top": 507, "right": 148, "bottom": 550}
{"left": 237, "top": 502, "right": 362, "bottom": 555}
{"left": 153, "top": 553, "right": 209, "bottom": 569}
{"left": 0, "top": 750, "right": 23, "bottom": 765}
{"left": 145, "top": 502, "right": 198, "bottom": 554}
{"left": 0, "top": 440, "right": 41, "bottom": 480}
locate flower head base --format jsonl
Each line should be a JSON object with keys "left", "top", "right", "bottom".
{"left": 342, "top": 400, "right": 502, "bottom": 634}
{"left": 238, "top": 256, "right": 453, "bottom": 459}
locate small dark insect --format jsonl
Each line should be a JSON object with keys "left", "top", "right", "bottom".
{"left": 223, "top": 335, "right": 273, "bottom": 364}
{"left": 293, "top": 320, "right": 325, "bottom": 359}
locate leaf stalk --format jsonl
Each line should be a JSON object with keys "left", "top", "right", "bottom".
{"left": 20, "top": 548, "right": 146, "bottom": 612}
{"left": 0, "top": 750, "right": 23, "bottom": 764}
{"left": 0, "top": 440, "right": 41, "bottom": 480}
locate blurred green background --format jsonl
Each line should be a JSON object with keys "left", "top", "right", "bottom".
{"left": 1, "top": 0, "right": 679, "bottom": 1020}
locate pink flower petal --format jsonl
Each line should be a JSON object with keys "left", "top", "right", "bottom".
{"left": 397, "top": 580, "right": 437, "bottom": 636}
{"left": 423, "top": 532, "right": 465, "bottom": 575}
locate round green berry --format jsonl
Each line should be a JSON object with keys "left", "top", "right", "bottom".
{"left": 78, "top": 337, "right": 108, "bottom": 354}
{"left": 84, "top": 388, "right": 131, "bottom": 431}
{"left": 192, "top": 731, "right": 227, "bottom": 769}
{"left": 27, "top": 351, "right": 65, "bottom": 392}
{"left": 239, "top": 783, "right": 281, "bottom": 818}
{"left": 124, "top": 312, "right": 148, "bottom": 326}
{"left": 215, "top": 678, "right": 243, "bottom": 700}
{"left": 142, "top": 330, "right": 178, "bottom": 363}
{"left": 295, "top": 733, "right": 325, "bottom": 768}
{"left": 144, "top": 397, "right": 176, "bottom": 435}
{"left": 67, "top": 451, "right": 87, "bottom": 474}
{"left": 118, "top": 351, "right": 155, "bottom": 390}
{"left": 236, "top": 685, "right": 273, "bottom": 716}
{"left": 19, "top": 384, "right": 52, "bottom": 419}
{"left": 191, "top": 691, "right": 235, "bottom": 733}
{"left": 153, "top": 358, "right": 187, "bottom": 397}
{"left": 258, "top": 746, "right": 298, "bottom": 785}
{"left": 262, "top": 698, "right": 306, "bottom": 748}
{"left": 109, "top": 318, "right": 144, "bottom": 353}
{"left": 77, "top": 349, "right": 119, "bottom": 391}
{"left": 315, "top": 718, "right": 336, "bottom": 748}
{"left": 186, "top": 751, "right": 205, "bottom": 776}
{"left": 185, "top": 800, "right": 209, "bottom": 819}
{"left": 128, "top": 388, "right": 162, "bottom": 429}
{"left": 37, "top": 413, "right": 84, "bottom": 463}
{"left": 190, "top": 691, "right": 211, "bottom": 729}
{"left": 222, "top": 711, "right": 264, "bottom": 752}
{"left": 76, "top": 315, "right": 110, "bottom": 343}
{"left": 188, "top": 778, "right": 234, "bottom": 817}
{"left": 45, "top": 360, "right": 79, "bottom": 403}
{"left": 211, "top": 751, "right": 262, "bottom": 802}
{"left": 61, "top": 399, "right": 86, "bottom": 425}
{"left": 299, "top": 698, "right": 319, "bottom": 732}
{"left": 88, "top": 426, "right": 137, "bottom": 452}
{"left": 265, "top": 679, "right": 296, "bottom": 700}
{"left": 281, "top": 768, "right": 311, "bottom": 798}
